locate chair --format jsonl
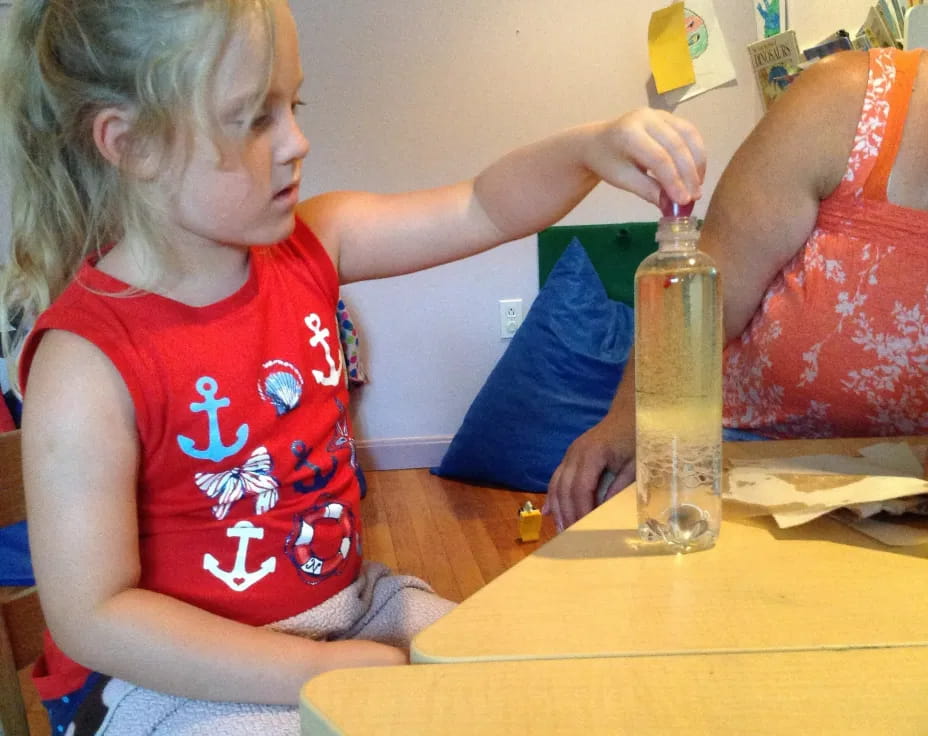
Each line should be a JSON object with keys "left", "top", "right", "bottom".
{"left": 0, "top": 429, "right": 47, "bottom": 736}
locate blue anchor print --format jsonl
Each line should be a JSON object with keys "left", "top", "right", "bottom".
{"left": 177, "top": 376, "right": 249, "bottom": 462}
{"left": 291, "top": 440, "right": 337, "bottom": 493}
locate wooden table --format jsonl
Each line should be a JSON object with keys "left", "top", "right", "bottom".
{"left": 300, "top": 647, "right": 928, "bottom": 735}
{"left": 412, "top": 437, "right": 928, "bottom": 664}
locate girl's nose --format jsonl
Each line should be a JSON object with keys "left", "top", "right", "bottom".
{"left": 280, "top": 114, "right": 310, "bottom": 164}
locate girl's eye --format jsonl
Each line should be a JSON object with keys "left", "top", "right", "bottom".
{"left": 250, "top": 112, "right": 273, "bottom": 131}
{"left": 291, "top": 99, "right": 307, "bottom": 114}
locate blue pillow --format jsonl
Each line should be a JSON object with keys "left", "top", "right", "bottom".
{"left": 0, "top": 521, "right": 34, "bottom": 586}
{"left": 434, "top": 239, "right": 633, "bottom": 492}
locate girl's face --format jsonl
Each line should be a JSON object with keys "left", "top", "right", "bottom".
{"left": 161, "top": 1, "right": 309, "bottom": 253}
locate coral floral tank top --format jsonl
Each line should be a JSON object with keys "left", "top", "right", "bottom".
{"left": 723, "top": 48, "right": 928, "bottom": 438}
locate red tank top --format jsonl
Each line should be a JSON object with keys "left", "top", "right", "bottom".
{"left": 21, "top": 218, "right": 364, "bottom": 698}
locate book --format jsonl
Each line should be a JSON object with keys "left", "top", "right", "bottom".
{"left": 852, "top": 31, "right": 873, "bottom": 50}
{"left": 747, "top": 29, "right": 803, "bottom": 111}
{"left": 814, "top": 30, "right": 850, "bottom": 44}
{"left": 889, "top": 0, "right": 908, "bottom": 33}
{"left": 860, "top": 5, "right": 898, "bottom": 48}
{"left": 877, "top": 0, "right": 903, "bottom": 43}
{"left": 803, "top": 34, "right": 853, "bottom": 62}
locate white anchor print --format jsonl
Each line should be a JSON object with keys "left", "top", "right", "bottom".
{"left": 304, "top": 313, "right": 342, "bottom": 386}
{"left": 203, "top": 521, "right": 277, "bottom": 592}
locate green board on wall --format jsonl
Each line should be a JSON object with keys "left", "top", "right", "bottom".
{"left": 537, "top": 222, "right": 659, "bottom": 307}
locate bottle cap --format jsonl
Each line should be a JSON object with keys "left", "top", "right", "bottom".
{"left": 659, "top": 190, "right": 694, "bottom": 218}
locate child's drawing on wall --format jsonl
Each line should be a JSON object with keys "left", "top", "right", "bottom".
{"left": 685, "top": 9, "right": 709, "bottom": 59}
{"left": 755, "top": 0, "right": 786, "bottom": 40}
{"left": 665, "top": 0, "right": 735, "bottom": 104}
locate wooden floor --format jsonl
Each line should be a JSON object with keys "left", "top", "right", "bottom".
{"left": 360, "top": 467, "right": 557, "bottom": 602}
{"left": 17, "top": 468, "right": 555, "bottom": 735}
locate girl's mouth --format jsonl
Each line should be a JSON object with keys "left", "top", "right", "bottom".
{"left": 273, "top": 182, "right": 299, "bottom": 206}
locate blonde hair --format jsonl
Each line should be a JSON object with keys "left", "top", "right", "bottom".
{"left": 0, "top": 0, "right": 276, "bottom": 391}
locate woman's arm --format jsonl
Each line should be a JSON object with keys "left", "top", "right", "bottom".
{"left": 297, "top": 109, "right": 705, "bottom": 283}
{"left": 22, "top": 332, "right": 406, "bottom": 707}
{"left": 546, "top": 51, "right": 869, "bottom": 532}
{"left": 701, "top": 51, "right": 867, "bottom": 340}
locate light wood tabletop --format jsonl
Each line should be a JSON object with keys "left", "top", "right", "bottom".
{"left": 412, "top": 437, "right": 928, "bottom": 664}
{"left": 301, "top": 647, "right": 928, "bottom": 735}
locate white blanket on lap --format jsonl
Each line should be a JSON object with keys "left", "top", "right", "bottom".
{"left": 69, "top": 562, "right": 455, "bottom": 736}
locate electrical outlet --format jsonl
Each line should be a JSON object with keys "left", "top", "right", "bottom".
{"left": 498, "top": 298, "right": 523, "bottom": 338}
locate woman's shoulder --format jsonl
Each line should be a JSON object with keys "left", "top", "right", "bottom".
{"left": 799, "top": 48, "right": 870, "bottom": 86}
{"left": 780, "top": 48, "right": 928, "bottom": 129}
{"left": 741, "top": 51, "right": 870, "bottom": 198}
{"left": 774, "top": 50, "right": 870, "bottom": 125}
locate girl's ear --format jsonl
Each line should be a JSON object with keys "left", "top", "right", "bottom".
{"left": 92, "top": 107, "right": 159, "bottom": 179}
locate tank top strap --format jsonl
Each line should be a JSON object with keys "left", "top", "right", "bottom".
{"left": 863, "top": 47, "right": 923, "bottom": 201}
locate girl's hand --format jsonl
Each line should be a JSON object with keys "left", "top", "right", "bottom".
{"left": 583, "top": 108, "right": 706, "bottom": 209}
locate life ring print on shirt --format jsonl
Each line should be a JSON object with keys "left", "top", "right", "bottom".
{"left": 284, "top": 496, "right": 358, "bottom": 583}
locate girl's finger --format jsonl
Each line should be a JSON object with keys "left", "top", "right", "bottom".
{"left": 641, "top": 120, "right": 701, "bottom": 203}
{"left": 665, "top": 115, "right": 707, "bottom": 192}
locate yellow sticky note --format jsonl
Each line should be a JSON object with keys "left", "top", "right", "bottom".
{"left": 648, "top": 2, "right": 695, "bottom": 94}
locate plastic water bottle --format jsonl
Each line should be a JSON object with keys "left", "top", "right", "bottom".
{"left": 633, "top": 196, "right": 722, "bottom": 552}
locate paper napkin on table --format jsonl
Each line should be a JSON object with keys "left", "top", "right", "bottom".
{"left": 725, "top": 441, "right": 928, "bottom": 546}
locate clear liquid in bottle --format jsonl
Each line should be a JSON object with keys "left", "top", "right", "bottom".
{"left": 634, "top": 215, "right": 722, "bottom": 553}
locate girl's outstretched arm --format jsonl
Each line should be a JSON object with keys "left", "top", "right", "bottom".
{"left": 299, "top": 108, "right": 705, "bottom": 284}
{"left": 22, "top": 332, "right": 407, "bottom": 707}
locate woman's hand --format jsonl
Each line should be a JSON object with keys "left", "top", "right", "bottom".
{"left": 545, "top": 405, "right": 636, "bottom": 532}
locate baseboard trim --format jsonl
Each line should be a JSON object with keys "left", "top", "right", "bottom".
{"left": 357, "top": 436, "right": 452, "bottom": 470}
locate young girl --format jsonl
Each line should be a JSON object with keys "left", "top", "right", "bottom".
{"left": 0, "top": 0, "right": 704, "bottom": 733}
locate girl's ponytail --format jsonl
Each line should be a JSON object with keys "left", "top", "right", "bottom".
{"left": 0, "top": 0, "right": 275, "bottom": 393}
{"left": 1, "top": 0, "right": 96, "bottom": 381}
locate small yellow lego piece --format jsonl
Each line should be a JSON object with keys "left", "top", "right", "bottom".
{"left": 518, "top": 501, "right": 543, "bottom": 542}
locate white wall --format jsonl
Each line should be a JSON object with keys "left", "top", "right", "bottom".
{"left": 0, "top": 0, "right": 876, "bottom": 465}
{"left": 295, "top": 0, "right": 875, "bottom": 467}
